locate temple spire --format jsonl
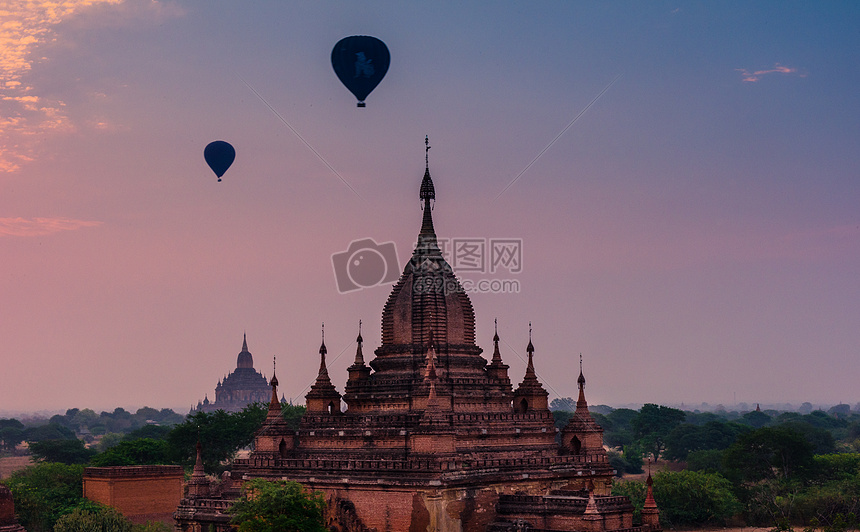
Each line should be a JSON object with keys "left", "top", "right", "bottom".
{"left": 192, "top": 441, "right": 205, "bottom": 479}
{"left": 267, "top": 356, "right": 281, "bottom": 415}
{"left": 576, "top": 353, "right": 589, "bottom": 413}
{"left": 346, "top": 319, "right": 371, "bottom": 385}
{"left": 487, "top": 318, "right": 510, "bottom": 382}
{"left": 491, "top": 318, "right": 503, "bottom": 364}
{"left": 187, "top": 439, "right": 210, "bottom": 497}
{"left": 525, "top": 322, "right": 536, "bottom": 379}
{"left": 306, "top": 322, "right": 342, "bottom": 414}
{"left": 418, "top": 136, "right": 438, "bottom": 246}
{"left": 641, "top": 459, "right": 661, "bottom": 526}
{"left": 242, "top": 332, "right": 248, "bottom": 352}
{"left": 318, "top": 323, "right": 328, "bottom": 377}
{"left": 353, "top": 320, "right": 365, "bottom": 365}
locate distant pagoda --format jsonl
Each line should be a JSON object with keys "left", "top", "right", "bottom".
{"left": 194, "top": 334, "right": 271, "bottom": 413}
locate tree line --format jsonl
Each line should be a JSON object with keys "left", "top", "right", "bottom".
{"left": 552, "top": 401, "right": 860, "bottom": 530}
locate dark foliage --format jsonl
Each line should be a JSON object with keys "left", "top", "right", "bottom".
{"left": 723, "top": 426, "right": 816, "bottom": 483}
{"left": 29, "top": 439, "right": 96, "bottom": 464}
{"left": 1, "top": 462, "right": 85, "bottom": 532}
{"left": 167, "top": 404, "right": 268, "bottom": 473}
{"left": 229, "top": 479, "right": 326, "bottom": 532}
{"left": 24, "top": 423, "right": 76, "bottom": 442}
{"left": 90, "top": 438, "right": 171, "bottom": 467}
{"left": 663, "top": 421, "right": 749, "bottom": 460}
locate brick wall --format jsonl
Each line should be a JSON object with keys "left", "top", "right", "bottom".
{"left": 83, "top": 466, "right": 183, "bottom": 524}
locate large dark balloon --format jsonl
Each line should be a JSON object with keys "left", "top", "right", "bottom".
{"left": 331, "top": 36, "right": 390, "bottom": 107}
{"left": 204, "top": 141, "right": 235, "bottom": 182}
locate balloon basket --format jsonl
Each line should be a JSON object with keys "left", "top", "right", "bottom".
{"left": 357, "top": 102, "right": 366, "bottom": 108}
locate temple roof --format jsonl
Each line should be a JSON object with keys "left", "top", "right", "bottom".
{"left": 237, "top": 333, "right": 253, "bottom": 369}
{"left": 378, "top": 141, "right": 476, "bottom": 352}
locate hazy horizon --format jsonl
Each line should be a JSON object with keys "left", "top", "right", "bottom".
{"left": 2, "top": 2, "right": 858, "bottom": 413}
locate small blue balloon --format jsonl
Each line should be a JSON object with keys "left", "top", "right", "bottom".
{"left": 204, "top": 141, "right": 235, "bottom": 182}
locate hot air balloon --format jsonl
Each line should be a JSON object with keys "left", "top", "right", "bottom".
{"left": 331, "top": 36, "right": 390, "bottom": 107}
{"left": 204, "top": 141, "right": 235, "bottom": 182}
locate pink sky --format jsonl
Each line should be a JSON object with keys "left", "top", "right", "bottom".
{"left": 1, "top": 2, "right": 858, "bottom": 415}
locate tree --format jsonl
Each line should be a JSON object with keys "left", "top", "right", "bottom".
{"left": 54, "top": 503, "right": 132, "bottom": 532}
{"left": 28, "top": 439, "right": 96, "bottom": 464}
{"left": 652, "top": 470, "right": 742, "bottom": 526}
{"left": 166, "top": 403, "right": 268, "bottom": 473}
{"left": 684, "top": 411, "right": 725, "bottom": 425}
{"left": 134, "top": 407, "right": 161, "bottom": 422}
{"left": 607, "top": 448, "right": 642, "bottom": 477}
{"left": 631, "top": 404, "right": 686, "bottom": 460}
{"left": 24, "top": 423, "right": 76, "bottom": 442}
{"left": 1, "top": 462, "right": 85, "bottom": 532}
{"left": 552, "top": 410, "right": 573, "bottom": 431}
{"left": 663, "top": 420, "right": 749, "bottom": 461}
{"left": 723, "top": 426, "right": 815, "bottom": 484}
{"left": 780, "top": 421, "right": 836, "bottom": 455}
{"left": 632, "top": 404, "right": 686, "bottom": 437}
{"left": 686, "top": 449, "right": 726, "bottom": 473}
{"left": 98, "top": 432, "right": 125, "bottom": 452}
{"left": 100, "top": 408, "right": 136, "bottom": 433}
{"left": 229, "top": 479, "right": 326, "bottom": 532}
{"left": 158, "top": 408, "right": 186, "bottom": 425}
{"left": 131, "top": 522, "right": 172, "bottom": 532}
{"left": 550, "top": 397, "right": 576, "bottom": 411}
{"left": 71, "top": 409, "right": 99, "bottom": 432}
{"left": 124, "top": 425, "right": 172, "bottom": 442}
{"left": 281, "top": 404, "right": 306, "bottom": 431}
{"left": 601, "top": 408, "right": 639, "bottom": 448}
{"left": 0, "top": 418, "right": 25, "bottom": 430}
{"left": 0, "top": 419, "right": 25, "bottom": 452}
{"left": 90, "top": 438, "right": 171, "bottom": 467}
{"left": 611, "top": 480, "right": 647, "bottom": 524}
{"left": 741, "top": 410, "right": 772, "bottom": 428}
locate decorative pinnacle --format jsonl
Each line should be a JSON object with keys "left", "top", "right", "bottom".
{"left": 491, "top": 318, "right": 503, "bottom": 364}
{"left": 317, "top": 323, "right": 329, "bottom": 378}
{"left": 578, "top": 353, "right": 586, "bottom": 387}
{"left": 353, "top": 319, "right": 365, "bottom": 366}
{"left": 268, "top": 355, "right": 281, "bottom": 413}
{"left": 526, "top": 322, "right": 534, "bottom": 354}
{"left": 420, "top": 137, "right": 435, "bottom": 203}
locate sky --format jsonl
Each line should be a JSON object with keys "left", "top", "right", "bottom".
{"left": 1, "top": 1, "right": 858, "bottom": 415}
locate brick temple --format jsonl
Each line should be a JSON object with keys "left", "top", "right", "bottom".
{"left": 175, "top": 149, "right": 661, "bottom": 532}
